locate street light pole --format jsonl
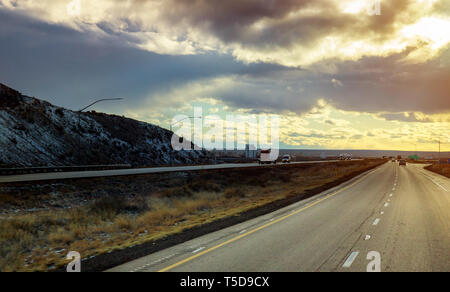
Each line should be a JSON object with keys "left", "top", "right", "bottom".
{"left": 77, "top": 98, "right": 123, "bottom": 163}
{"left": 438, "top": 135, "right": 441, "bottom": 162}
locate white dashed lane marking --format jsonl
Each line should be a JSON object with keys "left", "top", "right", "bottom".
{"left": 192, "top": 247, "right": 205, "bottom": 254}
{"left": 343, "top": 251, "right": 359, "bottom": 268}
{"left": 420, "top": 171, "right": 448, "bottom": 192}
{"left": 130, "top": 253, "right": 177, "bottom": 272}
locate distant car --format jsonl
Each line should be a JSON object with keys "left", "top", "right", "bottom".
{"left": 399, "top": 159, "right": 406, "bottom": 166}
{"left": 340, "top": 153, "right": 352, "bottom": 160}
{"left": 392, "top": 158, "right": 396, "bottom": 162}
{"left": 282, "top": 155, "right": 292, "bottom": 163}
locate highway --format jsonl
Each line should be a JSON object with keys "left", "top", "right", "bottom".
{"left": 108, "top": 163, "right": 450, "bottom": 272}
{"left": 0, "top": 160, "right": 353, "bottom": 183}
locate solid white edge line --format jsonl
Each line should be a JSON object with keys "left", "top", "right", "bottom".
{"left": 420, "top": 170, "right": 448, "bottom": 192}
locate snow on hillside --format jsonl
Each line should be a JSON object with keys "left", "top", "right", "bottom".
{"left": 0, "top": 83, "right": 209, "bottom": 167}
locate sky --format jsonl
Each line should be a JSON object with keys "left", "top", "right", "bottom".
{"left": 0, "top": 0, "right": 449, "bottom": 151}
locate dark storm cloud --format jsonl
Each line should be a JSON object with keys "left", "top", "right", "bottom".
{"left": 155, "top": 0, "right": 413, "bottom": 49}
{"left": 0, "top": 4, "right": 449, "bottom": 119}
{"left": 203, "top": 45, "right": 450, "bottom": 115}
{"left": 0, "top": 9, "right": 265, "bottom": 110}
{"left": 162, "top": 0, "right": 331, "bottom": 46}
{"left": 321, "top": 49, "right": 450, "bottom": 114}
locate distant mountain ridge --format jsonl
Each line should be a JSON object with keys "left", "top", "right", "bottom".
{"left": 0, "top": 83, "right": 208, "bottom": 167}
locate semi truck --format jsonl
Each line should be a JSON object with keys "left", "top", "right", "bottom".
{"left": 258, "top": 149, "right": 278, "bottom": 165}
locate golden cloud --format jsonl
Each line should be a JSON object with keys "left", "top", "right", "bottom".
{"left": 1, "top": 0, "right": 449, "bottom": 67}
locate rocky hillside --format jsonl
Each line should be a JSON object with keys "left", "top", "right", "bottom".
{"left": 0, "top": 83, "right": 209, "bottom": 167}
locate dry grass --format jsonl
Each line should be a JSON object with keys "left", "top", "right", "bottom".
{"left": 0, "top": 159, "right": 384, "bottom": 271}
{"left": 425, "top": 164, "right": 450, "bottom": 178}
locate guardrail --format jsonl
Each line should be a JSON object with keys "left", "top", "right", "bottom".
{"left": 0, "top": 164, "right": 132, "bottom": 176}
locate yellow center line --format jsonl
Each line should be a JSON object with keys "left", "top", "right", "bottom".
{"left": 158, "top": 167, "right": 379, "bottom": 272}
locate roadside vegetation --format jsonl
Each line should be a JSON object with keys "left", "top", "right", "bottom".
{"left": 0, "top": 159, "right": 385, "bottom": 271}
{"left": 425, "top": 164, "right": 450, "bottom": 178}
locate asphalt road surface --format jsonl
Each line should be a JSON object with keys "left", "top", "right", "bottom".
{"left": 0, "top": 160, "right": 354, "bottom": 183}
{"left": 108, "top": 162, "right": 450, "bottom": 272}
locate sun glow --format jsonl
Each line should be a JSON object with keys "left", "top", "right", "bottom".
{"left": 399, "top": 17, "right": 450, "bottom": 62}
{"left": 401, "top": 17, "right": 450, "bottom": 49}
{"left": 341, "top": 0, "right": 367, "bottom": 14}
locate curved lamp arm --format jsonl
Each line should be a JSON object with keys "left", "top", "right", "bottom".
{"left": 79, "top": 98, "right": 123, "bottom": 112}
